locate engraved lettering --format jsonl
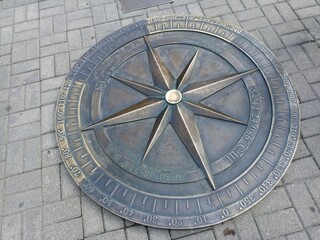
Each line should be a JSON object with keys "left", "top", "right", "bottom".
{"left": 169, "top": 217, "right": 183, "bottom": 226}
{"left": 100, "top": 196, "right": 114, "bottom": 207}
{"left": 83, "top": 183, "right": 95, "bottom": 193}
{"left": 56, "top": 110, "right": 64, "bottom": 124}
{"left": 239, "top": 194, "right": 256, "bottom": 209}
{"left": 144, "top": 215, "right": 158, "bottom": 224}
{"left": 259, "top": 179, "right": 273, "bottom": 195}
{"left": 121, "top": 207, "right": 135, "bottom": 217}
{"left": 70, "top": 166, "right": 81, "bottom": 177}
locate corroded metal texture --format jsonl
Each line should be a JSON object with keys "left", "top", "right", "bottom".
{"left": 55, "top": 16, "right": 300, "bottom": 229}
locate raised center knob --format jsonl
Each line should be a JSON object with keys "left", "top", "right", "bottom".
{"left": 165, "top": 89, "right": 182, "bottom": 104}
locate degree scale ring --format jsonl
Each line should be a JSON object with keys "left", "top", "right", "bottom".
{"left": 55, "top": 16, "right": 300, "bottom": 229}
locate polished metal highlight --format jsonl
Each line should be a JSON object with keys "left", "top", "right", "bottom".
{"left": 56, "top": 16, "right": 300, "bottom": 229}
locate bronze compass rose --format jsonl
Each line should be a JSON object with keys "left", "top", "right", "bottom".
{"left": 56, "top": 16, "right": 300, "bottom": 228}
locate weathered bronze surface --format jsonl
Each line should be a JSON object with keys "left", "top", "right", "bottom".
{"left": 55, "top": 16, "right": 300, "bottom": 229}
{"left": 120, "top": 0, "right": 173, "bottom": 12}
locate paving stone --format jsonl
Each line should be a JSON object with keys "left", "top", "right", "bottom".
{"left": 0, "top": 55, "right": 10, "bottom": 66}
{"left": 148, "top": 8, "right": 175, "bottom": 17}
{"left": 305, "top": 135, "right": 320, "bottom": 166}
{"left": 4, "top": 188, "right": 42, "bottom": 215}
{"left": 1, "top": 213, "right": 21, "bottom": 240}
{"left": 0, "top": 26, "right": 13, "bottom": 44}
{"left": 306, "top": 177, "right": 320, "bottom": 206}
{"left": 22, "top": 207, "right": 42, "bottom": 240}
{"left": 8, "top": 121, "right": 40, "bottom": 142}
{"left": 293, "top": 139, "right": 310, "bottom": 160}
{"left": 234, "top": 211, "right": 260, "bottom": 239}
{"left": 40, "top": 32, "right": 67, "bottom": 47}
{"left": 260, "top": 26, "right": 284, "bottom": 50}
{"left": 82, "top": 195, "right": 104, "bottom": 237}
{"left": 186, "top": 2, "right": 203, "bottom": 15}
{"left": 301, "top": 116, "right": 320, "bottom": 137}
{"left": 42, "top": 165, "right": 61, "bottom": 203}
{"left": 281, "top": 30, "right": 314, "bottom": 47}
{"left": 24, "top": 137, "right": 41, "bottom": 171}
{"left": 240, "top": 17, "right": 269, "bottom": 31}
{"left": 44, "top": 217, "right": 83, "bottom": 240}
{"left": 303, "top": 42, "right": 320, "bottom": 67}
{"left": 53, "top": 14, "right": 67, "bottom": 33}
{"left": 42, "top": 148, "right": 63, "bottom": 167}
{"left": 148, "top": 227, "right": 171, "bottom": 240}
{"left": 105, "top": 3, "right": 119, "bottom": 22}
{"left": 5, "top": 169, "right": 41, "bottom": 195}
{"left": 85, "top": 229, "right": 126, "bottom": 240}
{"left": 302, "top": 18, "right": 320, "bottom": 40}
{"left": 236, "top": 8, "right": 264, "bottom": 22}
{"left": 68, "top": 29, "right": 82, "bottom": 51}
{"left": 274, "top": 20, "right": 305, "bottom": 36}
{"left": 11, "top": 41, "right": 26, "bottom": 63}
{"left": 313, "top": 82, "right": 320, "bottom": 98}
{"left": 11, "top": 59, "right": 39, "bottom": 75}
{"left": 64, "top": 0, "right": 77, "bottom": 12}
{"left": 103, "top": 208, "right": 124, "bottom": 232}
{"left": 288, "top": 0, "right": 317, "bottom": 10}
{"left": 40, "top": 56, "right": 55, "bottom": 80}
{"left": 0, "top": 162, "right": 5, "bottom": 179}
{"left": 226, "top": 0, "right": 245, "bottom": 12}
{"left": 14, "top": 5, "right": 26, "bottom": 23}
{"left": 6, "top": 141, "right": 24, "bottom": 176}
{"left": 262, "top": 5, "right": 283, "bottom": 25}
{"left": 41, "top": 103, "right": 56, "bottom": 133}
{"left": 42, "top": 89, "right": 59, "bottom": 105}
{"left": 55, "top": 52, "right": 69, "bottom": 76}
{"left": 0, "top": 116, "right": 7, "bottom": 144}
{"left": 27, "top": 3, "right": 39, "bottom": 20}
{"left": 295, "top": 6, "right": 320, "bottom": 19}
{"left": 67, "top": 17, "right": 93, "bottom": 30}
{"left": 0, "top": 44, "right": 11, "bottom": 57}
{"left": 127, "top": 226, "right": 149, "bottom": 240}
{"left": 11, "top": 70, "right": 39, "bottom": 87}
{"left": 9, "top": 86, "right": 25, "bottom": 113}
{"left": 0, "top": 66, "right": 10, "bottom": 90}
{"left": 60, "top": 164, "right": 80, "bottom": 199}
{"left": 40, "top": 17, "right": 53, "bottom": 36}
{"left": 214, "top": 220, "right": 238, "bottom": 240}
{"left": 14, "top": 19, "right": 39, "bottom": 33}
{"left": 256, "top": 208, "right": 302, "bottom": 239}
{"left": 26, "top": 82, "right": 40, "bottom": 109}
{"left": 13, "top": 29, "right": 40, "bottom": 42}
{"left": 0, "top": 180, "right": 4, "bottom": 215}
{"left": 9, "top": 108, "right": 40, "bottom": 127}
{"left": 290, "top": 73, "right": 317, "bottom": 102}
{"left": 287, "top": 45, "right": 314, "bottom": 70}
{"left": 203, "top": 5, "right": 232, "bottom": 17}
{"left": 43, "top": 197, "right": 81, "bottom": 225}
{"left": 39, "top": 0, "right": 64, "bottom": 10}
{"left": 283, "top": 157, "right": 320, "bottom": 183}
{"left": 178, "top": 230, "right": 215, "bottom": 240}
{"left": 308, "top": 225, "right": 320, "bottom": 240}
{"left": 275, "top": 2, "right": 298, "bottom": 21}
{"left": 42, "top": 132, "right": 58, "bottom": 150}
{"left": 26, "top": 39, "right": 40, "bottom": 60}
{"left": 253, "top": 187, "right": 291, "bottom": 215}
{"left": 286, "top": 231, "right": 309, "bottom": 240}
{"left": 221, "top": 14, "right": 240, "bottom": 27}
{"left": 92, "top": 6, "right": 106, "bottom": 24}
{"left": 40, "top": 6, "right": 64, "bottom": 18}
{"left": 40, "top": 42, "right": 68, "bottom": 57}
{"left": 287, "top": 183, "right": 320, "bottom": 227}
{"left": 81, "top": 27, "right": 96, "bottom": 48}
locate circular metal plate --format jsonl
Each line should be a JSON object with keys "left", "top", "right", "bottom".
{"left": 55, "top": 16, "right": 300, "bottom": 229}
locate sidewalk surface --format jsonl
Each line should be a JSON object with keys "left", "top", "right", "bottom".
{"left": 1, "top": 0, "right": 320, "bottom": 239}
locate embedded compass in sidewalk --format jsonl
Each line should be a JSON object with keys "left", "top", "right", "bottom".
{"left": 55, "top": 16, "right": 300, "bottom": 229}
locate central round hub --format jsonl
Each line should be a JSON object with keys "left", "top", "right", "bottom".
{"left": 165, "top": 89, "right": 182, "bottom": 104}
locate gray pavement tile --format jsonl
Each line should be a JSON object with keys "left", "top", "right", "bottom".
{"left": 43, "top": 217, "right": 83, "bottom": 240}
{"left": 295, "top": 6, "right": 320, "bottom": 19}
{"left": 293, "top": 139, "right": 310, "bottom": 160}
{"left": 1, "top": 213, "right": 21, "bottom": 240}
{"left": 286, "top": 231, "right": 309, "bottom": 240}
{"left": 305, "top": 135, "right": 320, "bottom": 166}
{"left": 303, "top": 67, "right": 320, "bottom": 84}
{"left": 213, "top": 220, "right": 239, "bottom": 240}
{"left": 253, "top": 187, "right": 291, "bottom": 216}
{"left": 283, "top": 157, "right": 320, "bottom": 183}
{"left": 234, "top": 211, "right": 261, "bottom": 239}
{"left": 82, "top": 195, "right": 104, "bottom": 237}
{"left": 301, "top": 116, "right": 320, "bottom": 137}
{"left": 127, "top": 226, "right": 149, "bottom": 240}
{"left": 148, "top": 227, "right": 171, "bottom": 240}
{"left": 275, "top": 2, "right": 298, "bottom": 21}
{"left": 24, "top": 137, "right": 41, "bottom": 171}
{"left": 60, "top": 164, "right": 80, "bottom": 200}
{"left": 287, "top": 183, "right": 320, "bottom": 227}
{"left": 43, "top": 197, "right": 81, "bottom": 225}
{"left": 300, "top": 99, "right": 320, "bottom": 120}
{"left": 178, "top": 230, "right": 215, "bottom": 240}
{"left": 3, "top": 188, "right": 42, "bottom": 215}
{"left": 22, "top": 207, "right": 42, "bottom": 240}
{"left": 256, "top": 208, "right": 303, "bottom": 239}
{"left": 308, "top": 225, "right": 320, "bottom": 240}
{"left": 103, "top": 208, "right": 124, "bottom": 232}
{"left": 85, "top": 229, "right": 126, "bottom": 240}
{"left": 42, "top": 165, "right": 61, "bottom": 203}
{"left": 5, "top": 169, "right": 41, "bottom": 195}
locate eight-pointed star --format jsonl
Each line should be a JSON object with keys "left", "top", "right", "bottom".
{"left": 83, "top": 37, "right": 258, "bottom": 189}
